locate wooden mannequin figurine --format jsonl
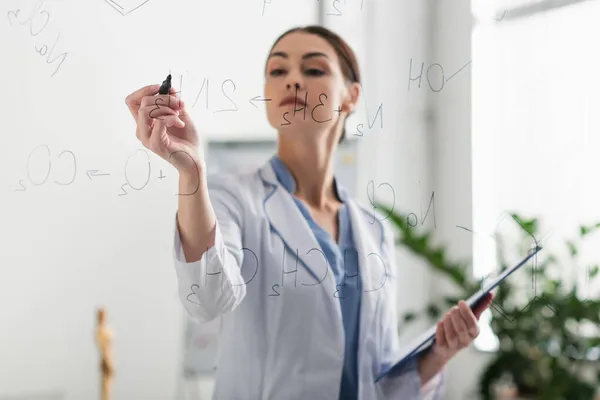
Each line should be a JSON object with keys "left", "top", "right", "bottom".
{"left": 96, "top": 306, "right": 114, "bottom": 400}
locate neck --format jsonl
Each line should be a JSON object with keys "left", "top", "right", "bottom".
{"left": 277, "top": 135, "right": 339, "bottom": 209}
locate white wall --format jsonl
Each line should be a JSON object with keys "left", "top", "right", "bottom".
{"left": 429, "top": 0, "right": 494, "bottom": 398}
{"left": 364, "top": 0, "right": 495, "bottom": 399}
{"left": 356, "top": 0, "right": 436, "bottom": 347}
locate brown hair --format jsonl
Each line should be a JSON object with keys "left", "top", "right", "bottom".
{"left": 266, "top": 25, "right": 361, "bottom": 144}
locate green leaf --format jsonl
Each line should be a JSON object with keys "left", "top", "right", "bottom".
{"left": 511, "top": 213, "right": 539, "bottom": 236}
{"left": 426, "top": 304, "right": 441, "bottom": 319}
{"left": 589, "top": 265, "right": 599, "bottom": 279}
{"left": 580, "top": 225, "right": 590, "bottom": 237}
{"left": 402, "top": 312, "right": 417, "bottom": 323}
{"left": 565, "top": 240, "right": 578, "bottom": 257}
{"left": 580, "top": 222, "right": 600, "bottom": 237}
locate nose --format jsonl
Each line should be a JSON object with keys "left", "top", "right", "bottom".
{"left": 285, "top": 69, "right": 304, "bottom": 91}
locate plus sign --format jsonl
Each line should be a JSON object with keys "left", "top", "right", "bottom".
{"left": 334, "top": 105, "right": 343, "bottom": 115}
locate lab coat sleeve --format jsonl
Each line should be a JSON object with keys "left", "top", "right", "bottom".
{"left": 172, "top": 176, "right": 247, "bottom": 324}
{"left": 378, "top": 222, "right": 446, "bottom": 399}
{"left": 381, "top": 358, "right": 446, "bottom": 400}
{"left": 420, "top": 368, "right": 446, "bottom": 400}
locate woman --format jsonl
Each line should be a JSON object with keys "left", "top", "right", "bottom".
{"left": 125, "top": 25, "right": 493, "bottom": 400}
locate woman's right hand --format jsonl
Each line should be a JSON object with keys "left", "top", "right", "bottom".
{"left": 125, "top": 84, "right": 203, "bottom": 175}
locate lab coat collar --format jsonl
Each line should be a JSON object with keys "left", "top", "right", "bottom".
{"left": 258, "top": 159, "right": 326, "bottom": 284}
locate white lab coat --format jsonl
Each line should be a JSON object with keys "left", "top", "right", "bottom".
{"left": 172, "top": 160, "right": 445, "bottom": 400}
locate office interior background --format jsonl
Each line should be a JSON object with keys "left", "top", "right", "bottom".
{"left": 1, "top": 0, "right": 599, "bottom": 398}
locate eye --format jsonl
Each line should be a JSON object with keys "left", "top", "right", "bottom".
{"left": 269, "top": 68, "right": 285, "bottom": 77}
{"left": 305, "top": 68, "right": 325, "bottom": 77}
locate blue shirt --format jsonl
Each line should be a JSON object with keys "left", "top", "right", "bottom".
{"left": 270, "top": 155, "right": 361, "bottom": 400}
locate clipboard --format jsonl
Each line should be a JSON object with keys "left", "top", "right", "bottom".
{"left": 375, "top": 244, "right": 543, "bottom": 383}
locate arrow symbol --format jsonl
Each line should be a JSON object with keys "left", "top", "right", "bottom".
{"left": 249, "top": 96, "right": 272, "bottom": 108}
{"left": 86, "top": 170, "right": 111, "bottom": 180}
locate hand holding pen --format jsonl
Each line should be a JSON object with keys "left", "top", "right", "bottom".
{"left": 124, "top": 74, "right": 203, "bottom": 175}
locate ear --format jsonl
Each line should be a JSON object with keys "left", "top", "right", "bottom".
{"left": 340, "top": 82, "right": 361, "bottom": 114}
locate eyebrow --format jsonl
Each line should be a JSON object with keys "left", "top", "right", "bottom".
{"left": 268, "top": 51, "right": 329, "bottom": 61}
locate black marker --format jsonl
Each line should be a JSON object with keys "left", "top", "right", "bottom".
{"left": 158, "top": 74, "right": 172, "bottom": 95}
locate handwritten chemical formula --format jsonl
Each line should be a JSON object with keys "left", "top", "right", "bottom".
{"left": 7, "top": 0, "right": 69, "bottom": 78}
{"left": 166, "top": 74, "right": 383, "bottom": 137}
{"left": 184, "top": 187, "right": 436, "bottom": 301}
{"left": 408, "top": 59, "right": 472, "bottom": 92}
{"left": 13, "top": 144, "right": 437, "bottom": 230}
{"left": 323, "top": 0, "right": 365, "bottom": 16}
{"left": 13, "top": 145, "right": 175, "bottom": 197}
{"left": 185, "top": 244, "right": 389, "bottom": 301}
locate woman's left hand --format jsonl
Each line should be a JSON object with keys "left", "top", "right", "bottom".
{"left": 431, "top": 292, "right": 494, "bottom": 362}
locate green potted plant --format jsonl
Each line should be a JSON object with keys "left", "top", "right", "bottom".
{"left": 374, "top": 202, "right": 600, "bottom": 400}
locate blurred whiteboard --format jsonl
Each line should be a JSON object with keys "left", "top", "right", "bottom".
{"left": 181, "top": 138, "right": 359, "bottom": 375}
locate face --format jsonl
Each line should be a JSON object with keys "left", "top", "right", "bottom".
{"left": 264, "top": 32, "right": 360, "bottom": 142}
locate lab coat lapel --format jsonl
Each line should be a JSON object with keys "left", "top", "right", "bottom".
{"left": 258, "top": 162, "right": 333, "bottom": 288}
{"left": 347, "top": 201, "right": 388, "bottom": 366}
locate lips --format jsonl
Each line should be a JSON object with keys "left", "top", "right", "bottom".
{"left": 279, "top": 97, "right": 306, "bottom": 107}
